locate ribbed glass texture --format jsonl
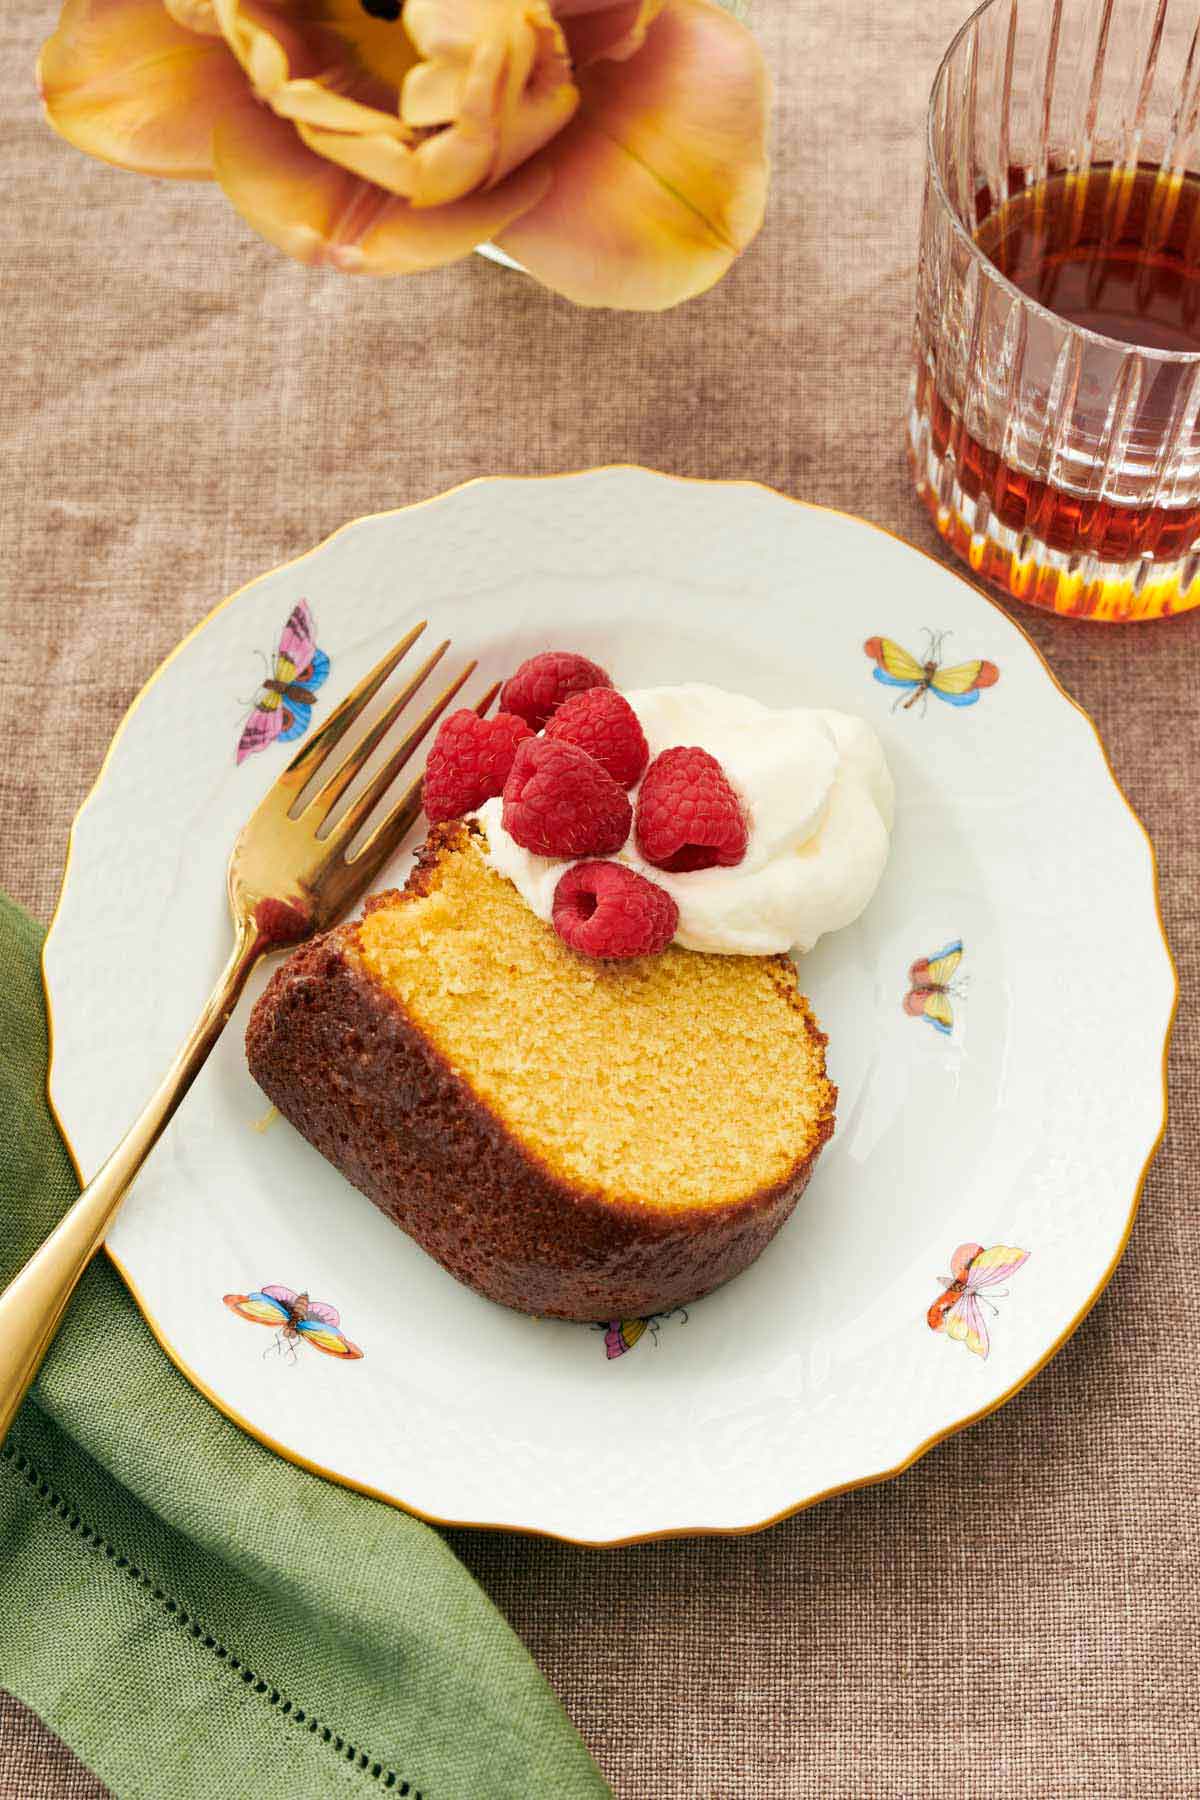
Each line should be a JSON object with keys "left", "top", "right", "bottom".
{"left": 909, "top": 0, "right": 1200, "bottom": 619}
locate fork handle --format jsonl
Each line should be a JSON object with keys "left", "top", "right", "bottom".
{"left": 0, "top": 923, "right": 261, "bottom": 1447}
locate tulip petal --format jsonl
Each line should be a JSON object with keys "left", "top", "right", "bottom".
{"left": 317, "top": 0, "right": 423, "bottom": 96}
{"left": 163, "top": 0, "right": 221, "bottom": 35}
{"left": 269, "top": 80, "right": 412, "bottom": 139}
{"left": 555, "top": 0, "right": 665, "bottom": 67}
{"left": 39, "top": 0, "right": 244, "bottom": 178}
{"left": 215, "top": 0, "right": 416, "bottom": 106}
{"left": 402, "top": 0, "right": 578, "bottom": 201}
{"left": 401, "top": 57, "right": 467, "bottom": 128}
{"left": 212, "top": 96, "right": 550, "bottom": 272}
{"left": 213, "top": 0, "right": 418, "bottom": 151}
{"left": 293, "top": 119, "right": 418, "bottom": 198}
{"left": 497, "top": 0, "right": 768, "bottom": 308}
{"left": 213, "top": 0, "right": 332, "bottom": 96}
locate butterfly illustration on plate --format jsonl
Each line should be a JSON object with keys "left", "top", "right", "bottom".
{"left": 928, "top": 1243, "right": 1029, "bottom": 1360}
{"left": 904, "top": 939, "right": 966, "bottom": 1036}
{"left": 236, "top": 600, "right": 331, "bottom": 764}
{"left": 223, "top": 1285, "right": 363, "bottom": 1363}
{"left": 864, "top": 629, "right": 999, "bottom": 713}
{"left": 600, "top": 1307, "right": 688, "bottom": 1360}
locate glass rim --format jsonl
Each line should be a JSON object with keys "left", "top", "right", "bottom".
{"left": 927, "top": 0, "right": 1200, "bottom": 367}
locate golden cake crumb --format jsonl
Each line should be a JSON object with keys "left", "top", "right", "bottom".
{"left": 356, "top": 833, "right": 833, "bottom": 1213}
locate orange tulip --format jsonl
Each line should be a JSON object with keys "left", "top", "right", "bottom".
{"left": 39, "top": 0, "right": 769, "bottom": 308}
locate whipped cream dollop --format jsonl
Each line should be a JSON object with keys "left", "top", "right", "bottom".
{"left": 476, "top": 683, "right": 894, "bottom": 956}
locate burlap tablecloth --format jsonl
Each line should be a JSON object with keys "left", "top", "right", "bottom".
{"left": 4, "top": 2, "right": 1198, "bottom": 1794}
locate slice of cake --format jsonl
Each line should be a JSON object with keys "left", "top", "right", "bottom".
{"left": 246, "top": 822, "right": 836, "bottom": 1321}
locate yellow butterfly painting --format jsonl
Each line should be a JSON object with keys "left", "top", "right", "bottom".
{"left": 864, "top": 630, "right": 999, "bottom": 712}
{"left": 601, "top": 1308, "right": 688, "bottom": 1360}
{"left": 904, "top": 940, "right": 964, "bottom": 1036}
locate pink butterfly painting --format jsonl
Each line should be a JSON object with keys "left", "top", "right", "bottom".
{"left": 236, "top": 600, "right": 331, "bottom": 764}
{"left": 928, "top": 1243, "right": 1029, "bottom": 1360}
{"left": 223, "top": 1285, "right": 363, "bottom": 1363}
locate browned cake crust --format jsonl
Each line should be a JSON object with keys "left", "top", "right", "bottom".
{"left": 246, "top": 835, "right": 836, "bottom": 1321}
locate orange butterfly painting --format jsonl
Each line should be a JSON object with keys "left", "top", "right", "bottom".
{"left": 223, "top": 1285, "right": 363, "bottom": 1363}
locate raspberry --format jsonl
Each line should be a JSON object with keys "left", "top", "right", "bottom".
{"left": 502, "top": 737, "right": 632, "bottom": 858}
{"left": 552, "top": 861, "right": 678, "bottom": 960}
{"left": 423, "top": 709, "right": 532, "bottom": 822}
{"left": 543, "top": 688, "right": 649, "bottom": 789}
{"left": 635, "top": 746, "right": 748, "bottom": 872}
{"left": 499, "top": 651, "right": 613, "bottom": 732}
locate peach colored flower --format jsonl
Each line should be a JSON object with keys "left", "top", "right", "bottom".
{"left": 39, "top": 0, "right": 769, "bottom": 308}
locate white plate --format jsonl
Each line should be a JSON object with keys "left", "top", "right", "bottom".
{"left": 42, "top": 469, "right": 1174, "bottom": 1546}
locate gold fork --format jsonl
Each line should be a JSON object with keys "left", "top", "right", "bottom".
{"left": 0, "top": 623, "right": 495, "bottom": 1443}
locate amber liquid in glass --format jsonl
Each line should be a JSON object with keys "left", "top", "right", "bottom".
{"left": 919, "top": 162, "right": 1200, "bottom": 562}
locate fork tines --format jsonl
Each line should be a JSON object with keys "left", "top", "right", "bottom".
{"left": 271, "top": 624, "right": 496, "bottom": 889}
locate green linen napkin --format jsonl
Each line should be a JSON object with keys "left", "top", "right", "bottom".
{"left": 0, "top": 893, "right": 610, "bottom": 1800}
